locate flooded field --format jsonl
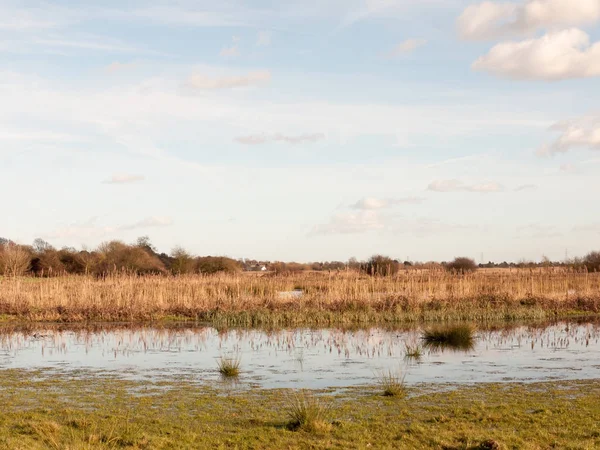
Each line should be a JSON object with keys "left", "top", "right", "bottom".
{"left": 0, "top": 320, "right": 598, "bottom": 388}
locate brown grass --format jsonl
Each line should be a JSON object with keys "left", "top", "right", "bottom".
{"left": 0, "top": 269, "right": 599, "bottom": 324}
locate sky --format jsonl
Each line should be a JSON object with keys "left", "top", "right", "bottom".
{"left": 1, "top": 0, "right": 600, "bottom": 263}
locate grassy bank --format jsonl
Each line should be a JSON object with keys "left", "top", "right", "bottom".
{"left": 0, "top": 271, "right": 599, "bottom": 325}
{"left": 0, "top": 370, "right": 598, "bottom": 449}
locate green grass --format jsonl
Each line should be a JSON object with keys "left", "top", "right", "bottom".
{"left": 422, "top": 324, "right": 475, "bottom": 351}
{"left": 285, "top": 390, "right": 332, "bottom": 433}
{"left": 376, "top": 369, "right": 406, "bottom": 397}
{"left": 404, "top": 344, "right": 423, "bottom": 360}
{"left": 0, "top": 369, "right": 598, "bottom": 449}
{"left": 217, "top": 355, "right": 241, "bottom": 377}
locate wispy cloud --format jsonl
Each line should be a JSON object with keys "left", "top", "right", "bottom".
{"left": 103, "top": 174, "right": 145, "bottom": 184}
{"left": 105, "top": 61, "right": 138, "bottom": 73}
{"left": 235, "top": 132, "right": 325, "bottom": 145}
{"left": 385, "top": 38, "right": 427, "bottom": 57}
{"left": 559, "top": 163, "right": 579, "bottom": 173}
{"left": 350, "top": 197, "right": 424, "bottom": 210}
{"left": 516, "top": 224, "right": 563, "bottom": 239}
{"left": 514, "top": 184, "right": 537, "bottom": 191}
{"left": 220, "top": 36, "right": 240, "bottom": 58}
{"left": 310, "top": 210, "right": 386, "bottom": 235}
{"left": 256, "top": 31, "right": 272, "bottom": 46}
{"left": 428, "top": 180, "right": 504, "bottom": 192}
{"left": 118, "top": 216, "right": 173, "bottom": 230}
{"left": 537, "top": 115, "right": 600, "bottom": 156}
{"left": 185, "top": 70, "right": 271, "bottom": 89}
{"left": 43, "top": 216, "right": 173, "bottom": 239}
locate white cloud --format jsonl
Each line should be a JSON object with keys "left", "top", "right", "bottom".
{"left": 559, "top": 163, "right": 579, "bottom": 173}
{"left": 257, "top": 31, "right": 272, "bottom": 46}
{"left": 537, "top": 115, "right": 600, "bottom": 156}
{"left": 106, "top": 61, "right": 138, "bottom": 73}
{"left": 472, "top": 28, "right": 600, "bottom": 80}
{"left": 458, "top": 0, "right": 600, "bottom": 41}
{"left": 311, "top": 211, "right": 474, "bottom": 237}
{"left": 310, "top": 210, "right": 386, "bottom": 235}
{"left": 43, "top": 216, "right": 172, "bottom": 239}
{"left": 118, "top": 216, "right": 173, "bottom": 230}
{"left": 220, "top": 45, "right": 240, "bottom": 57}
{"left": 185, "top": 70, "right": 271, "bottom": 89}
{"left": 103, "top": 174, "right": 145, "bottom": 184}
{"left": 428, "top": 180, "right": 504, "bottom": 192}
{"left": 514, "top": 184, "right": 537, "bottom": 191}
{"left": 235, "top": 132, "right": 325, "bottom": 145}
{"left": 516, "top": 223, "right": 563, "bottom": 239}
{"left": 350, "top": 197, "right": 424, "bottom": 210}
{"left": 386, "top": 38, "right": 427, "bottom": 57}
{"left": 573, "top": 223, "right": 600, "bottom": 233}
{"left": 220, "top": 36, "right": 240, "bottom": 58}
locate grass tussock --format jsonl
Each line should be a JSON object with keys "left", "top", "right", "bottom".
{"left": 404, "top": 344, "right": 423, "bottom": 360}
{"left": 423, "top": 325, "right": 475, "bottom": 351}
{"left": 217, "top": 356, "right": 241, "bottom": 377}
{"left": 377, "top": 368, "right": 406, "bottom": 397}
{"left": 285, "top": 391, "right": 332, "bottom": 433}
{"left": 0, "top": 269, "right": 599, "bottom": 324}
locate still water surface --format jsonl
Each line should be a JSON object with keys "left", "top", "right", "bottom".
{"left": 0, "top": 321, "right": 598, "bottom": 388}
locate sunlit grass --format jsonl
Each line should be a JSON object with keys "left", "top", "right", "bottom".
{"left": 285, "top": 390, "right": 332, "bottom": 433}
{"left": 376, "top": 368, "right": 406, "bottom": 397}
{"left": 217, "top": 356, "right": 241, "bottom": 378}
{"left": 0, "top": 270, "right": 599, "bottom": 324}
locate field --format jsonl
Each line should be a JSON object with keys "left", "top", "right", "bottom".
{"left": 0, "top": 369, "right": 598, "bottom": 449}
{"left": 0, "top": 269, "right": 599, "bottom": 324}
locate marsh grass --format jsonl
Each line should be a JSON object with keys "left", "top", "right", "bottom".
{"left": 285, "top": 390, "right": 333, "bottom": 433}
{"left": 404, "top": 344, "right": 423, "bottom": 360}
{"left": 0, "top": 269, "right": 599, "bottom": 324}
{"left": 376, "top": 368, "right": 407, "bottom": 397}
{"left": 217, "top": 356, "right": 241, "bottom": 378}
{"left": 422, "top": 325, "right": 475, "bottom": 351}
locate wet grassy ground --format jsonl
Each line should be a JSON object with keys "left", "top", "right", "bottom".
{"left": 0, "top": 370, "right": 598, "bottom": 449}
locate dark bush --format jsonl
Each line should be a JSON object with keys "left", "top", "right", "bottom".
{"left": 446, "top": 257, "right": 478, "bottom": 273}
{"left": 195, "top": 256, "right": 242, "bottom": 274}
{"left": 93, "top": 241, "right": 166, "bottom": 275}
{"left": 361, "top": 255, "right": 400, "bottom": 276}
{"left": 583, "top": 251, "right": 600, "bottom": 272}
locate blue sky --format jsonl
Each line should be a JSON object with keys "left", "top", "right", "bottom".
{"left": 2, "top": 0, "right": 600, "bottom": 262}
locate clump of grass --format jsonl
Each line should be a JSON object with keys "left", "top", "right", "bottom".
{"left": 377, "top": 369, "right": 406, "bottom": 397}
{"left": 404, "top": 344, "right": 423, "bottom": 360}
{"left": 285, "top": 390, "right": 332, "bottom": 433}
{"left": 422, "top": 324, "right": 475, "bottom": 351}
{"left": 217, "top": 355, "right": 241, "bottom": 378}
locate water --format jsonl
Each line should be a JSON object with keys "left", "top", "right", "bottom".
{"left": 0, "top": 321, "right": 598, "bottom": 388}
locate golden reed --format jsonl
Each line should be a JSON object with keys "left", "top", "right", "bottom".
{"left": 0, "top": 269, "right": 599, "bottom": 325}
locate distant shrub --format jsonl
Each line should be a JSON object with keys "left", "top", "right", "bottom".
{"left": 446, "top": 257, "right": 478, "bottom": 273}
{"left": 94, "top": 241, "right": 166, "bottom": 275}
{"left": 271, "top": 261, "right": 308, "bottom": 274}
{"left": 30, "top": 249, "right": 65, "bottom": 276}
{"left": 170, "top": 246, "right": 195, "bottom": 275}
{"left": 0, "top": 243, "right": 31, "bottom": 277}
{"left": 195, "top": 256, "right": 242, "bottom": 274}
{"left": 361, "top": 255, "right": 400, "bottom": 276}
{"left": 583, "top": 251, "right": 600, "bottom": 272}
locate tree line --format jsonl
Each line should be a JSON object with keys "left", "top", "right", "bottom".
{"left": 1, "top": 236, "right": 599, "bottom": 277}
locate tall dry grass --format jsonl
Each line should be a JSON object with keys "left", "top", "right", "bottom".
{"left": 0, "top": 269, "right": 599, "bottom": 324}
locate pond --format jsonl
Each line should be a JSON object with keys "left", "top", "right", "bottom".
{"left": 0, "top": 320, "right": 598, "bottom": 388}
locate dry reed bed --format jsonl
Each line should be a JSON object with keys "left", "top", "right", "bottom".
{"left": 0, "top": 270, "right": 599, "bottom": 324}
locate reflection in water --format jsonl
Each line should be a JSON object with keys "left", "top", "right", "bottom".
{"left": 0, "top": 321, "right": 598, "bottom": 388}
{"left": 422, "top": 325, "right": 476, "bottom": 352}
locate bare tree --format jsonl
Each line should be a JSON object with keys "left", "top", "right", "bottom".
{"left": 0, "top": 244, "right": 31, "bottom": 277}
